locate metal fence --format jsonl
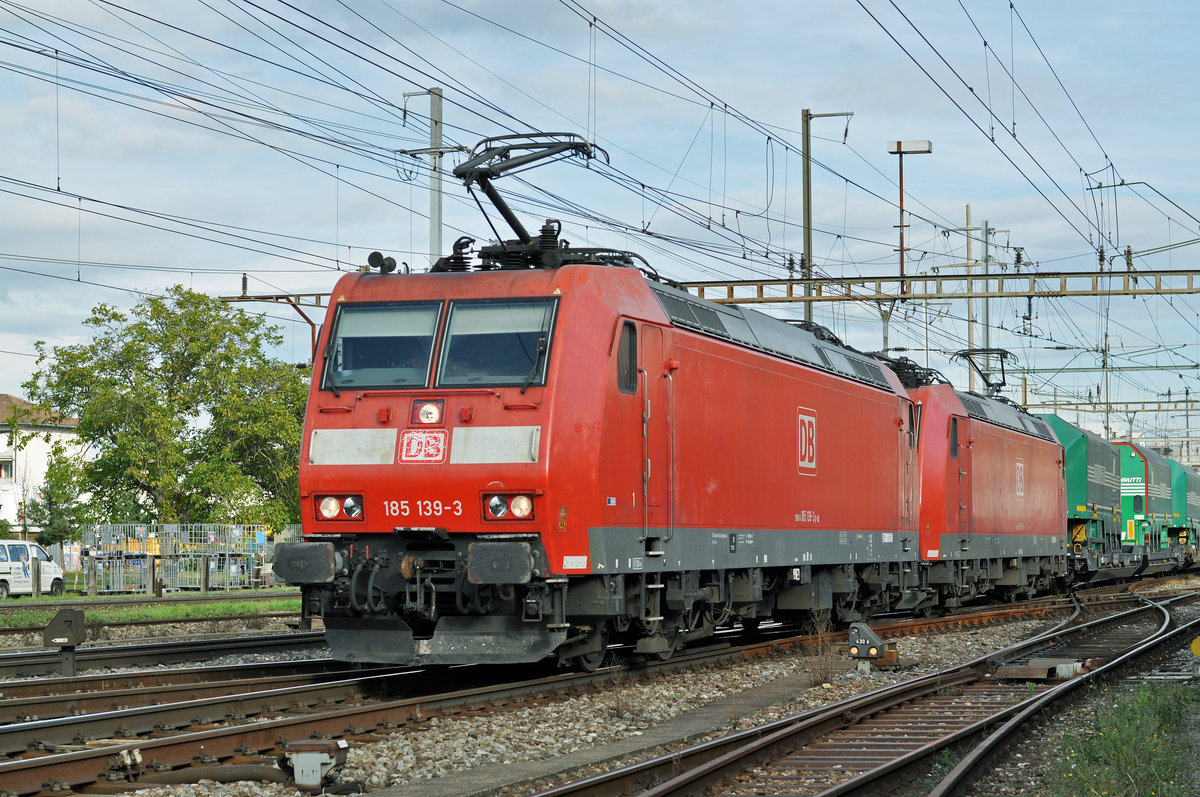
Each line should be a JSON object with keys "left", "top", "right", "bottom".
{"left": 82, "top": 523, "right": 302, "bottom": 595}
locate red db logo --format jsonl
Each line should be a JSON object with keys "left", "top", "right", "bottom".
{"left": 399, "top": 429, "right": 448, "bottom": 463}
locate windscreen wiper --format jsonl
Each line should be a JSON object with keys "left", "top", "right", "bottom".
{"left": 322, "top": 341, "right": 341, "bottom": 397}
{"left": 520, "top": 335, "right": 548, "bottom": 394}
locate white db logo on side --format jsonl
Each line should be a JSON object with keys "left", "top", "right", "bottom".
{"left": 797, "top": 408, "right": 817, "bottom": 475}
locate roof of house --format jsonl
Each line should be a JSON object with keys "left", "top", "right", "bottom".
{"left": 0, "top": 394, "right": 78, "bottom": 429}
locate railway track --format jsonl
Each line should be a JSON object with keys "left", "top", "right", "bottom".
{"left": 0, "top": 600, "right": 1072, "bottom": 797}
{"left": 531, "top": 591, "right": 1200, "bottom": 797}
{"left": 0, "top": 589, "right": 300, "bottom": 615}
{"left": 0, "top": 588, "right": 1181, "bottom": 795}
{"left": 0, "top": 631, "right": 326, "bottom": 680}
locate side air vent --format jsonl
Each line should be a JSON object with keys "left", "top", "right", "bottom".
{"left": 648, "top": 283, "right": 894, "bottom": 393}
{"left": 847, "top": 357, "right": 889, "bottom": 389}
{"left": 689, "top": 303, "right": 729, "bottom": 337}
{"left": 958, "top": 395, "right": 991, "bottom": 420}
{"left": 656, "top": 293, "right": 699, "bottom": 328}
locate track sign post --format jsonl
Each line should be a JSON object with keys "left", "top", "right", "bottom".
{"left": 44, "top": 608, "right": 86, "bottom": 676}
{"left": 848, "top": 621, "right": 896, "bottom": 674}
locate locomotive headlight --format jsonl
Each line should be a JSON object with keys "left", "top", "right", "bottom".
{"left": 342, "top": 495, "right": 363, "bottom": 518}
{"left": 487, "top": 495, "right": 509, "bottom": 518}
{"left": 412, "top": 399, "right": 444, "bottom": 425}
{"left": 319, "top": 496, "right": 341, "bottom": 519}
{"left": 510, "top": 495, "right": 533, "bottom": 518}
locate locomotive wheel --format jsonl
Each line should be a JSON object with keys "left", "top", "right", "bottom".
{"left": 573, "top": 624, "right": 609, "bottom": 672}
{"left": 651, "top": 631, "right": 680, "bottom": 661}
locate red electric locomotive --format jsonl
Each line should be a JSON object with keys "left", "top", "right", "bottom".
{"left": 274, "top": 135, "right": 930, "bottom": 667}
{"left": 908, "top": 380, "right": 1068, "bottom": 607}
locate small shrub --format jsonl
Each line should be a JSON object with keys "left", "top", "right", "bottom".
{"left": 1046, "top": 683, "right": 1200, "bottom": 797}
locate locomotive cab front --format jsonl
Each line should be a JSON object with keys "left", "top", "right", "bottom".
{"left": 274, "top": 264, "right": 627, "bottom": 667}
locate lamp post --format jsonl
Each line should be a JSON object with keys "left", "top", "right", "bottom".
{"left": 802, "top": 109, "right": 854, "bottom": 322}
{"left": 886, "top": 140, "right": 932, "bottom": 293}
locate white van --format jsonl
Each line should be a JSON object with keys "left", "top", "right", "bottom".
{"left": 0, "top": 541, "right": 65, "bottom": 598}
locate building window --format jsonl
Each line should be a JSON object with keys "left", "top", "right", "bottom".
{"left": 0, "top": 460, "right": 12, "bottom": 481}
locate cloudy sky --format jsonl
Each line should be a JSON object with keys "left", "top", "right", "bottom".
{"left": 2, "top": 1, "right": 1199, "bottom": 449}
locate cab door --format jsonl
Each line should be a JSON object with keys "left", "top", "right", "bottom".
{"left": 951, "top": 416, "right": 971, "bottom": 538}
{"left": 640, "top": 325, "right": 670, "bottom": 554}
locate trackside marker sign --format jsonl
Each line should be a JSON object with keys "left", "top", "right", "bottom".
{"left": 797, "top": 407, "right": 817, "bottom": 475}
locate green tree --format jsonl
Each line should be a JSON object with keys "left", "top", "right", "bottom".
{"left": 23, "top": 443, "right": 87, "bottom": 547}
{"left": 0, "top": 518, "right": 11, "bottom": 539}
{"left": 18, "top": 286, "right": 308, "bottom": 525}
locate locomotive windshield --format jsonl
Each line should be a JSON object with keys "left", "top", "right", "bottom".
{"left": 322, "top": 301, "right": 441, "bottom": 391}
{"left": 437, "top": 297, "right": 557, "bottom": 389}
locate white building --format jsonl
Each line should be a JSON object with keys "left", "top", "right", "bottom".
{"left": 0, "top": 394, "right": 80, "bottom": 534}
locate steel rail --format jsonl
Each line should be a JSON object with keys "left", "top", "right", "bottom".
{"left": 0, "top": 601, "right": 1065, "bottom": 797}
{"left": 927, "top": 596, "right": 1200, "bottom": 797}
{"left": 0, "top": 631, "right": 326, "bottom": 680}
{"left": 0, "top": 657, "right": 359, "bottom": 700}
{"left": 0, "top": 663, "right": 412, "bottom": 722}
{"left": 529, "top": 594, "right": 1190, "bottom": 797}
{"left": 0, "top": 589, "right": 300, "bottom": 614}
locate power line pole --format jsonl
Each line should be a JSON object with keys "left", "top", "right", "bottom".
{"left": 399, "top": 88, "right": 465, "bottom": 269}
{"left": 947, "top": 206, "right": 982, "bottom": 391}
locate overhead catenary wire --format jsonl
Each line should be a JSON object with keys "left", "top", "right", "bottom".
{"left": 0, "top": 0, "right": 1197, "bottom": 438}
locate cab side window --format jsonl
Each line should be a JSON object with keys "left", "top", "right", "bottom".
{"left": 617, "top": 322, "right": 637, "bottom": 394}
{"left": 0, "top": 546, "right": 7, "bottom": 562}
{"left": 950, "top": 417, "right": 959, "bottom": 460}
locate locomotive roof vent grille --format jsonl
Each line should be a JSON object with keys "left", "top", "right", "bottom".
{"left": 1026, "top": 416, "right": 1055, "bottom": 441}
{"left": 688, "top": 302, "right": 730, "bottom": 338}
{"left": 648, "top": 283, "right": 893, "bottom": 392}
{"left": 813, "top": 346, "right": 835, "bottom": 372}
{"left": 958, "top": 395, "right": 992, "bottom": 421}
{"left": 822, "top": 349, "right": 856, "bottom": 379}
{"left": 959, "top": 393, "right": 1057, "bottom": 441}
{"left": 657, "top": 292, "right": 728, "bottom": 337}
{"left": 846, "top": 356, "right": 889, "bottom": 389}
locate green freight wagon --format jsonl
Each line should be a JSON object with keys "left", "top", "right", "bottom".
{"left": 1167, "top": 458, "right": 1200, "bottom": 566}
{"left": 1037, "top": 415, "right": 1135, "bottom": 581}
{"left": 1115, "top": 441, "right": 1185, "bottom": 575}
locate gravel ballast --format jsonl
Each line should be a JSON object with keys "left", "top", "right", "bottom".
{"left": 111, "top": 618, "right": 1057, "bottom": 797}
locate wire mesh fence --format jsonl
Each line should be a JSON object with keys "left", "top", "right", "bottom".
{"left": 81, "top": 523, "right": 301, "bottom": 594}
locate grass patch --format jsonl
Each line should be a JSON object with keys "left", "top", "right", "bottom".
{"left": 1046, "top": 682, "right": 1200, "bottom": 796}
{"left": 0, "top": 597, "right": 301, "bottom": 628}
